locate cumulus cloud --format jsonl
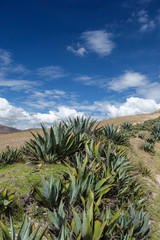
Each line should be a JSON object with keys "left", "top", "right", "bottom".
{"left": 138, "top": 10, "right": 155, "bottom": 32}
{"left": 67, "top": 46, "right": 87, "bottom": 56}
{"left": 36, "top": 66, "right": 66, "bottom": 80}
{"left": 81, "top": 30, "right": 115, "bottom": 56}
{"left": 94, "top": 97, "right": 160, "bottom": 118}
{"left": 0, "top": 98, "right": 31, "bottom": 129}
{"left": 0, "top": 97, "right": 84, "bottom": 129}
{"left": 31, "top": 107, "right": 83, "bottom": 125}
{"left": 108, "top": 70, "right": 160, "bottom": 102}
{"left": 97, "top": 97, "right": 160, "bottom": 118}
{"left": 109, "top": 71, "right": 148, "bottom": 91}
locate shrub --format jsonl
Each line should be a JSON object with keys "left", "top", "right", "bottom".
{"left": 32, "top": 174, "right": 62, "bottom": 209}
{"left": 101, "top": 124, "right": 128, "bottom": 145}
{"left": 26, "top": 122, "right": 83, "bottom": 163}
{"left": 121, "top": 121, "right": 133, "bottom": 131}
{"left": 0, "top": 215, "right": 47, "bottom": 240}
{"left": 152, "top": 123, "right": 160, "bottom": 141}
{"left": 140, "top": 141, "right": 155, "bottom": 153}
{"left": 138, "top": 132, "right": 145, "bottom": 139}
{"left": 65, "top": 116, "right": 97, "bottom": 138}
{"left": 0, "top": 187, "right": 14, "bottom": 216}
{"left": 146, "top": 135, "right": 155, "bottom": 143}
{"left": 0, "top": 147, "right": 23, "bottom": 165}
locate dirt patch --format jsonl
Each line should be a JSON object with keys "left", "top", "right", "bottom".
{"left": 156, "top": 175, "right": 160, "bottom": 185}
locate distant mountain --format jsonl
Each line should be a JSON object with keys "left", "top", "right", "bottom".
{"left": 0, "top": 125, "right": 21, "bottom": 134}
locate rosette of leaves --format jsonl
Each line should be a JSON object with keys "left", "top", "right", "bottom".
{"left": 32, "top": 174, "right": 63, "bottom": 210}
{"left": 0, "top": 187, "right": 14, "bottom": 216}
{"left": 65, "top": 154, "right": 113, "bottom": 206}
{"left": 120, "top": 121, "right": 133, "bottom": 131}
{"left": 0, "top": 147, "right": 23, "bottom": 165}
{"left": 140, "top": 141, "right": 155, "bottom": 153}
{"left": 0, "top": 215, "right": 47, "bottom": 240}
{"left": 27, "top": 122, "right": 82, "bottom": 163}
{"left": 118, "top": 204, "right": 150, "bottom": 240}
{"left": 64, "top": 116, "right": 98, "bottom": 144}
{"left": 152, "top": 123, "right": 160, "bottom": 141}
{"left": 101, "top": 124, "right": 128, "bottom": 146}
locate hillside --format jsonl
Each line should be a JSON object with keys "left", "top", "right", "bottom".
{"left": 0, "top": 125, "right": 21, "bottom": 134}
{"left": 0, "top": 109, "right": 160, "bottom": 150}
{"left": 97, "top": 109, "right": 160, "bottom": 127}
{"left": 0, "top": 115, "right": 160, "bottom": 239}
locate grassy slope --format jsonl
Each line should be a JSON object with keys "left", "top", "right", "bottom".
{"left": 129, "top": 137, "right": 160, "bottom": 239}
{"left": 0, "top": 112, "right": 160, "bottom": 238}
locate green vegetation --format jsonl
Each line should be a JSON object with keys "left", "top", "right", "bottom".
{"left": 1, "top": 116, "right": 160, "bottom": 239}
{"left": 140, "top": 141, "right": 155, "bottom": 153}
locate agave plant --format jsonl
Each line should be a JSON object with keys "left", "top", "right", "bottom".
{"left": 27, "top": 122, "right": 82, "bottom": 163}
{"left": 120, "top": 121, "right": 133, "bottom": 131}
{"left": 118, "top": 204, "right": 150, "bottom": 240}
{"left": 146, "top": 135, "right": 155, "bottom": 143}
{"left": 65, "top": 116, "right": 97, "bottom": 136}
{"left": 48, "top": 191, "right": 109, "bottom": 240}
{"left": 101, "top": 124, "right": 128, "bottom": 145}
{"left": 140, "top": 141, "right": 155, "bottom": 153}
{"left": 66, "top": 154, "right": 113, "bottom": 206}
{"left": 32, "top": 174, "right": 63, "bottom": 209}
{"left": 0, "top": 187, "right": 14, "bottom": 216}
{"left": 152, "top": 123, "right": 160, "bottom": 140}
{"left": 0, "top": 147, "right": 23, "bottom": 165}
{"left": 0, "top": 215, "right": 47, "bottom": 240}
{"left": 138, "top": 132, "right": 145, "bottom": 139}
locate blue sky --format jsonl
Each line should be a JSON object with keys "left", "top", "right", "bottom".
{"left": 0, "top": 0, "right": 160, "bottom": 129}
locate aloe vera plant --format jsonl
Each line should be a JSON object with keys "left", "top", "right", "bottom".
{"left": 32, "top": 174, "right": 62, "bottom": 209}
{"left": 0, "top": 215, "right": 47, "bottom": 240}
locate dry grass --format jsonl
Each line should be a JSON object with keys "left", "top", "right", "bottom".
{"left": 97, "top": 111, "right": 160, "bottom": 127}
{"left": 0, "top": 129, "right": 42, "bottom": 150}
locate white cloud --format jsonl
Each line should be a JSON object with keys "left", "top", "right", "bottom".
{"left": 137, "top": 82, "right": 160, "bottom": 101}
{"left": 109, "top": 71, "right": 148, "bottom": 91}
{"left": 32, "top": 89, "right": 67, "bottom": 99}
{"left": 0, "top": 79, "right": 36, "bottom": 91}
{"left": 67, "top": 46, "right": 87, "bottom": 56}
{"left": 81, "top": 30, "right": 115, "bottom": 56}
{"left": 94, "top": 97, "right": 160, "bottom": 118}
{"left": 0, "top": 98, "right": 31, "bottom": 129}
{"left": 74, "top": 75, "right": 95, "bottom": 85}
{"left": 37, "top": 66, "right": 66, "bottom": 80}
{"left": 65, "top": 97, "right": 160, "bottom": 120}
{"left": 0, "top": 97, "right": 83, "bottom": 129}
{"left": 31, "top": 107, "right": 84, "bottom": 125}
{"left": 138, "top": 10, "right": 155, "bottom": 32}
{"left": 25, "top": 89, "right": 75, "bottom": 110}
{"left": 0, "top": 49, "right": 12, "bottom": 65}
{"left": 108, "top": 70, "right": 160, "bottom": 102}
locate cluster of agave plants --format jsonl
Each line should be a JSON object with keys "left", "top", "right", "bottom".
{"left": 0, "top": 117, "right": 153, "bottom": 239}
